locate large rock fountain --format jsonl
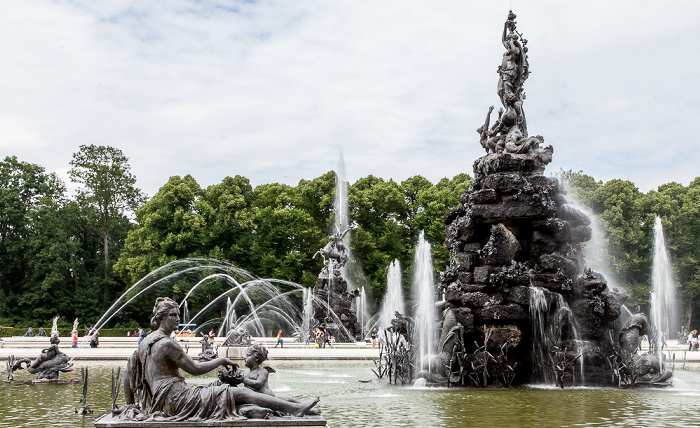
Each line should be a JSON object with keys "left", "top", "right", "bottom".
{"left": 426, "top": 11, "right": 671, "bottom": 388}
{"left": 311, "top": 226, "right": 363, "bottom": 342}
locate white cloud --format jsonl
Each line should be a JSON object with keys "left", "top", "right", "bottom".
{"left": 1, "top": 1, "right": 698, "bottom": 197}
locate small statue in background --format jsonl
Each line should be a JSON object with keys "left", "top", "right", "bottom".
{"left": 10, "top": 335, "right": 74, "bottom": 380}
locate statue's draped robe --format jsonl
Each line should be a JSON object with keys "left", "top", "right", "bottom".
{"left": 125, "top": 332, "right": 236, "bottom": 421}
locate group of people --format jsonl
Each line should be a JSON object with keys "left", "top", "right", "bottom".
{"left": 303, "top": 328, "right": 334, "bottom": 348}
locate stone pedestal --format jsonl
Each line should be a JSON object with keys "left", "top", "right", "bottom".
{"left": 94, "top": 414, "right": 328, "bottom": 427}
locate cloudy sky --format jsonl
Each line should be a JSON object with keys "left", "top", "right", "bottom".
{"left": 2, "top": 1, "right": 698, "bottom": 198}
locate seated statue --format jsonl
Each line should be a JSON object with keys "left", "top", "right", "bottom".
{"left": 198, "top": 332, "right": 218, "bottom": 362}
{"left": 222, "top": 328, "right": 252, "bottom": 347}
{"left": 118, "top": 297, "right": 319, "bottom": 421}
{"left": 11, "top": 335, "right": 73, "bottom": 380}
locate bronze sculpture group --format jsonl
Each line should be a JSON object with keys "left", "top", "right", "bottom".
{"left": 113, "top": 297, "right": 320, "bottom": 422}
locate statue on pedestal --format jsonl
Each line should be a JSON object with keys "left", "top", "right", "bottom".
{"left": 10, "top": 335, "right": 74, "bottom": 380}
{"left": 115, "top": 297, "right": 320, "bottom": 422}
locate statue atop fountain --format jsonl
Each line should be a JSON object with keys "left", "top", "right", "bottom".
{"left": 97, "top": 297, "right": 323, "bottom": 426}
{"left": 311, "top": 225, "right": 363, "bottom": 342}
{"left": 430, "top": 11, "right": 671, "bottom": 388}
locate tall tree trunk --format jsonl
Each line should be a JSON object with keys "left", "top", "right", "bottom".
{"left": 685, "top": 300, "right": 694, "bottom": 332}
{"left": 103, "top": 216, "right": 109, "bottom": 275}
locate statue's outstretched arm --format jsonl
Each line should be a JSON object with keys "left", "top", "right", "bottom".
{"left": 166, "top": 341, "right": 233, "bottom": 376}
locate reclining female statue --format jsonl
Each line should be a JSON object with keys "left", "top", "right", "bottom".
{"left": 119, "top": 297, "right": 319, "bottom": 421}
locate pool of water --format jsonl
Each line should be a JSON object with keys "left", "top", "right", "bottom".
{"left": 2, "top": 360, "right": 699, "bottom": 427}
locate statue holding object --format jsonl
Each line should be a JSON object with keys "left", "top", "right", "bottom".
{"left": 113, "top": 297, "right": 320, "bottom": 422}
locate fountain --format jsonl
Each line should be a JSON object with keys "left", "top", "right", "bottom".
{"left": 651, "top": 216, "right": 677, "bottom": 351}
{"left": 413, "top": 231, "right": 437, "bottom": 374}
{"left": 90, "top": 258, "right": 350, "bottom": 345}
{"left": 311, "top": 226, "right": 362, "bottom": 341}
{"left": 378, "top": 259, "right": 405, "bottom": 329}
{"left": 309, "top": 154, "right": 365, "bottom": 342}
{"left": 429, "top": 10, "right": 672, "bottom": 388}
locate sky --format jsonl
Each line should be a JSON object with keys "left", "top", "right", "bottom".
{"left": 2, "top": 1, "right": 698, "bottom": 198}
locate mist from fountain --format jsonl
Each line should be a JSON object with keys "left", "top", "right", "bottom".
{"left": 379, "top": 260, "right": 405, "bottom": 330}
{"left": 217, "top": 297, "right": 237, "bottom": 337}
{"left": 182, "top": 301, "right": 190, "bottom": 325}
{"left": 651, "top": 216, "right": 677, "bottom": 348}
{"left": 335, "top": 152, "right": 354, "bottom": 292}
{"left": 352, "top": 286, "right": 368, "bottom": 338}
{"left": 565, "top": 188, "right": 632, "bottom": 328}
{"left": 413, "top": 231, "right": 436, "bottom": 373}
{"left": 302, "top": 287, "right": 314, "bottom": 332}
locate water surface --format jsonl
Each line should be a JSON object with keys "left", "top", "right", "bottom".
{"left": 2, "top": 360, "right": 698, "bottom": 427}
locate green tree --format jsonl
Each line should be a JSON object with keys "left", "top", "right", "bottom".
{"left": 0, "top": 157, "right": 67, "bottom": 323}
{"left": 200, "top": 175, "right": 257, "bottom": 268}
{"left": 249, "top": 182, "right": 324, "bottom": 284}
{"left": 115, "top": 175, "right": 206, "bottom": 285}
{"left": 69, "top": 145, "right": 144, "bottom": 277}
{"left": 348, "top": 176, "right": 410, "bottom": 296}
{"left": 403, "top": 173, "right": 471, "bottom": 275}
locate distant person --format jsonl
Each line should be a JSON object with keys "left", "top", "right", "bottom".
{"left": 137, "top": 327, "right": 147, "bottom": 346}
{"left": 304, "top": 329, "right": 311, "bottom": 347}
{"left": 329, "top": 335, "right": 335, "bottom": 348}
{"left": 71, "top": 329, "right": 78, "bottom": 348}
{"left": 314, "top": 328, "right": 323, "bottom": 348}
{"left": 209, "top": 329, "right": 216, "bottom": 345}
{"left": 89, "top": 329, "right": 99, "bottom": 348}
{"left": 661, "top": 331, "right": 667, "bottom": 351}
{"left": 275, "top": 330, "right": 283, "bottom": 348}
{"left": 371, "top": 328, "right": 377, "bottom": 349}
{"left": 323, "top": 329, "right": 330, "bottom": 348}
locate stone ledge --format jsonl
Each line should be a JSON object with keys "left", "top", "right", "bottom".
{"left": 94, "top": 414, "right": 328, "bottom": 427}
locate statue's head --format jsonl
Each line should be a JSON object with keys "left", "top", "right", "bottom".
{"left": 50, "top": 335, "right": 60, "bottom": 345}
{"left": 246, "top": 344, "right": 268, "bottom": 365}
{"left": 151, "top": 297, "right": 179, "bottom": 330}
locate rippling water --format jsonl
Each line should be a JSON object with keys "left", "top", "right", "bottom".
{"left": 2, "top": 360, "right": 699, "bottom": 427}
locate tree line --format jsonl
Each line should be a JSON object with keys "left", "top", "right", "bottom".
{"left": 1, "top": 147, "right": 698, "bottom": 332}
{"left": 0, "top": 147, "right": 469, "bottom": 328}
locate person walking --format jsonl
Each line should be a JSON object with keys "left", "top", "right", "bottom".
{"left": 71, "top": 329, "right": 78, "bottom": 348}
{"left": 323, "top": 329, "right": 330, "bottom": 348}
{"left": 275, "top": 330, "right": 283, "bottom": 348}
{"left": 304, "top": 329, "right": 311, "bottom": 347}
{"left": 89, "top": 329, "right": 99, "bottom": 348}
{"left": 371, "top": 327, "right": 377, "bottom": 349}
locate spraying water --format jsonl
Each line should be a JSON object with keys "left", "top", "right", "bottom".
{"left": 529, "top": 286, "right": 551, "bottom": 384}
{"left": 651, "top": 216, "right": 677, "bottom": 348}
{"left": 380, "top": 259, "right": 405, "bottom": 329}
{"left": 413, "top": 231, "right": 436, "bottom": 373}
{"left": 91, "top": 258, "right": 353, "bottom": 340}
{"left": 352, "top": 286, "right": 368, "bottom": 337}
